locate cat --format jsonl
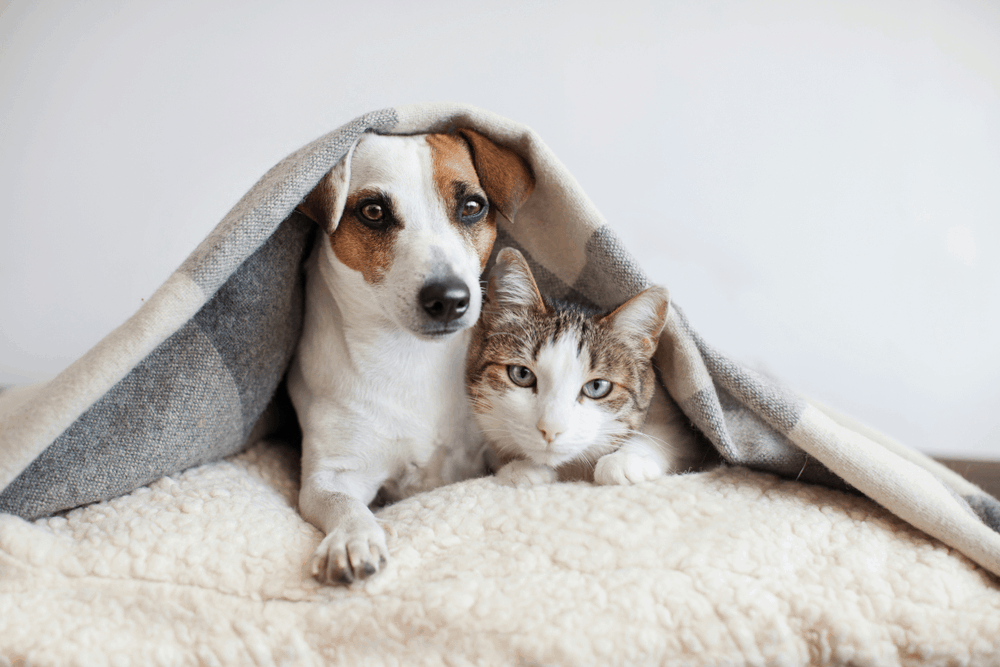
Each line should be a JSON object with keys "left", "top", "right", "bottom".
{"left": 466, "top": 247, "right": 707, "bottom": 487}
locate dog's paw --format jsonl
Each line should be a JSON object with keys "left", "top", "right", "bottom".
{"left": 496, "top": 460, "right": 557, "bottom": 487}
{"left": 594, "top": 449, "right": 665, "bottom": 486}
{"left": 310, "top": 514, "right": 389, "bottom": 586}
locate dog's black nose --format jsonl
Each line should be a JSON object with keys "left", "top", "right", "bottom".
{"left": 420, "top": 277, "right": 470, "bottom": 323}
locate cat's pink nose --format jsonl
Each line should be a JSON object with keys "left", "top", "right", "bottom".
{"left": 537, "top": 420, "right": 563, "bottom": 444}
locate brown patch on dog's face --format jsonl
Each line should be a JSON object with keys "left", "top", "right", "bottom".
{"left": 329, "top": 188, "right": 400, "bottom": 284}
{"left": 425, "top": 133, "right": 497, "bottom": 269}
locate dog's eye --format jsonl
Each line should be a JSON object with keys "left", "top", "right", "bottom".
{"left": 361, "top": 203, "right": 384, "bottom": 221}
{"left": 356, "top": 198, "right": 393, "bottom": 230}
{"left": 581, "top": 379, "right": 613, "bottom": 399}
{"left": 507, "top": 364, "right": 536, "bottom": 388}
{"left": 459, "top": 196, "right": 487, "bottom": 223}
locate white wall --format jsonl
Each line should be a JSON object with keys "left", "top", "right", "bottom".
{"left": 1, "top": 0, "right": 998, "bottom": 458}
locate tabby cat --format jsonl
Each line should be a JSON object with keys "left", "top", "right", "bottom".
{"left": 466, "top": 248, "right": 705, "bottom": 487}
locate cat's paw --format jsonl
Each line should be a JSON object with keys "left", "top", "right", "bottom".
{"left": 496, "top": 460, "right": 557, "bottom": 487}
{"left": 594, "top": 449, "right": 665, "bottom": 486}
{"left": 310, "top": 514, "right": 389, "bottom": 586}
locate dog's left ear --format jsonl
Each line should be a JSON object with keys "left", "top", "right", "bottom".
{"left": 297, "top": 138, "right": 360, "bottom": 235}
{"left": 458, "top": 129, "right": 535, "bottom": 223}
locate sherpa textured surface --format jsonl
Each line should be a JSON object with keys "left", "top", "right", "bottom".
{"left": 1, "top": 103, "right": 1000, "bottom": 664}
{"left": 2, "top": 438, "right": 999, "bottom": 666}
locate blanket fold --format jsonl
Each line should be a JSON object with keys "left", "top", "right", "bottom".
{"left": 1, "top": 102, "right": 998, "bottom": 580}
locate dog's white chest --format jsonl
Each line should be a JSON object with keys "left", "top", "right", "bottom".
{"left": 362, "top": 334, "right": 482, "bottom": 498}
{"left": 377, "top": 395, "right": 481, "bottom": 501}
{"left": 290, "top": 269, "right": 484, "bottom": 505}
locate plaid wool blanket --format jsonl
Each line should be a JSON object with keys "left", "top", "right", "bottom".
{"left": 1, "top": 103, "right": 998, "bottom": 579}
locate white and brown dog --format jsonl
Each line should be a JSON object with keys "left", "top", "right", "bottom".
{"left": 288, "top": 129, "right": 534, "bottom": 585}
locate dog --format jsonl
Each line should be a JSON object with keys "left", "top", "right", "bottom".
{"left": 288, "top": 129, "right": 535, "bottom": 585}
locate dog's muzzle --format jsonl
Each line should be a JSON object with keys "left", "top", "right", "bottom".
{"left": 419, "top": 276, "right": 470, "bottom": 326}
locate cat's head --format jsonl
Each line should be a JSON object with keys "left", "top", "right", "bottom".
{"left": 467, "top": 248, "right": 670, "bottom": 469}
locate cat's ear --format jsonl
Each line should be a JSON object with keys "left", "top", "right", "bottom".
{"left": 487, "top": 248, "right": 546, "bottom": 311}
{"left": 601, "top": 285, "right": 670, "bottom": 357}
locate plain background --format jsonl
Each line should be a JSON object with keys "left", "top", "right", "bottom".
{"left": 1, "top": 0, "right": 997, "bottom": 458}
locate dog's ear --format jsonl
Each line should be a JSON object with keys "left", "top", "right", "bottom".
{"left": 458, "top": 129, "right": 535, "bottom": 223}
{"left": 599, "top": 285, "right": 670, "bottom": 358}
{"left": 487, "top": 248, "right": 546, "bottom": 312}
{"left": 296, "top": 139, "right": 359, "bottom": 234}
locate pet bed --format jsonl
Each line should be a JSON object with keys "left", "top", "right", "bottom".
{"left": 1, "top": 103, "right": 998, "bottom": 665}
{"left": 2, "top": 439, "right": 998, "bottom": 665}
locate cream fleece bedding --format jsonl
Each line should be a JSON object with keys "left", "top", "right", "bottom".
{"left": 2, "top": 438, "right": 997, "bottom": 666}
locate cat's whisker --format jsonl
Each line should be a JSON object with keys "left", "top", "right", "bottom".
{"left": 593, "top": 425, "right": 628, "bottom": 443}
{"left": 489, "top": 441, "right": 524, "bottom": 460}
{"left": 492, "top": 318, "right": 536, "bottom": 342}
{"left": 485, "top": 331, "right": 533, "bottom": 350}
{"left": 476, "top": 428, "right": 514, "bottom": 437}
{"left": 622, "top": 428, "right": 677, "bottom": 452}
{"left": 506, "top": 322, "right": 534, "bottom": 337}
{"left": 511, "top": 321, "right": 535, "bottom": 341}
{"left": 486, "top": 329, "right": 525, "bottom": 341}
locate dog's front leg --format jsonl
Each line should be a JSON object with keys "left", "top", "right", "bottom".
{"left": 299, "top": 468, "right": 389, "bottom": 585}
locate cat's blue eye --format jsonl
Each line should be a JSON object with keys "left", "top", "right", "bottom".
{"left": 507, "top": 365, "right": 536, "bottom": 388}
{"left": 582, "top": 379, "right": 612, "bottom": 399}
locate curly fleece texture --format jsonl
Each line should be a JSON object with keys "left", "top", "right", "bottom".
{"left": 1, "top": 439, "right": 998, "bottom": 666}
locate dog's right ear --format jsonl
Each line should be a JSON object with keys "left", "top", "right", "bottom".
{"left": 458, "top": 129, "right": 535, "bottom": 223}
{"left": 296, "top": 139, "right": 359, "bottom": 235}
{"left": 487, "top": 248, "right": 546, "bottom": 312}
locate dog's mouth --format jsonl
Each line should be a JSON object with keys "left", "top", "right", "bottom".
{"left": 415, "top": 321, "right": 467, "bottom": 339}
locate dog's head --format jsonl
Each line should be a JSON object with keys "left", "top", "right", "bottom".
{"left": 298, "top": 129, "right": 535, "bottom": 339}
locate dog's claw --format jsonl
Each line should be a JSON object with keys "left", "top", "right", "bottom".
{"left": 311, "top": 520, "right": 389, "bottom": 586}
